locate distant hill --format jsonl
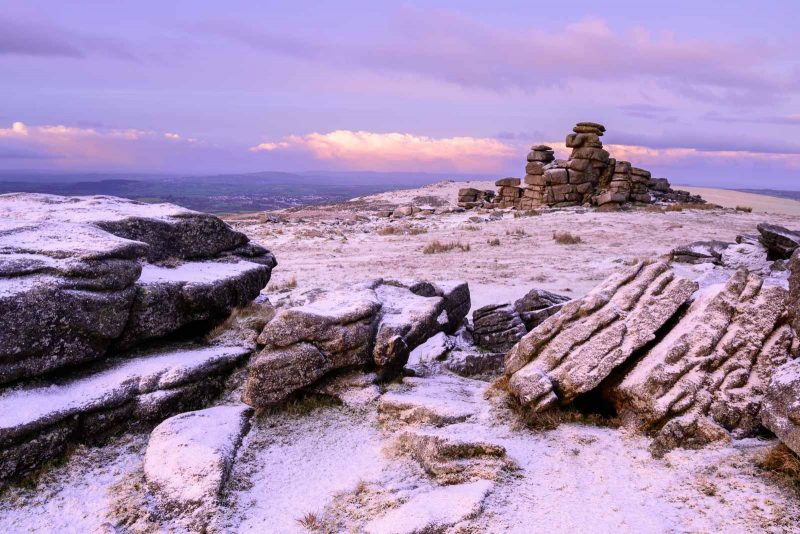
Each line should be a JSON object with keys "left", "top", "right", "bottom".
{"left": 735, "top": 188, "right": 800, "bottom": 202}
{"left": 0, "top": 170, "right": 494, "bottom": 213}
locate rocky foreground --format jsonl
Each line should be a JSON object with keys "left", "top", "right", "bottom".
{"left": 3, "top": 190, "right": 800, "bottom": 533}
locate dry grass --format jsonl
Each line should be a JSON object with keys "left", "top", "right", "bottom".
{"left": 553, "top": 231, "right": 582, "bottom": 245}
{"left": 506, "top": 227, "right": 528, "bottom": 237}
{"left": 487, "top": 238, "right": 501, "bottom": 247}
{"left": 757, "top": 443, "right": 800, "bottom": 490}
{"left": 736, "top": 205, "right": 753, "bottom": 213}
{"left": 665, "top": 204, "right": 684, "bottom": 212}
{"left": 297, "top": 512, "right": 322, "bottom": 531}
{"left": 267, "top": 275, "right": 297, "bottom": 293}
{"left": 377, "top": 224, "right": 427, "bottom": 236}
{"left": 460, "top": 224, "right": 481, "bottom": 231}
{"left": 422, "top": 240, "right": 471, "bottom": 254}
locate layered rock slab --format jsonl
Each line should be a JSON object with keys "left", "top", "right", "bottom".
{"left": 144, "top": 404, "right": 253, "bottom": 514}
{"left": 611, "top": 270, "right": 794, "bottom": 456}
{"left": 364, "top": 480, "right": 493, "bottom": 534}
{"left": 0, "top": 345, "right": 249, "bottom": 482}
{"left": 243, "top": 280, "right": 470, "bottom": 407}
{"left": 757, "top": 223, "right": 800, "bottom": 260}
{"left": 762, "top": 359, "right": 800, "bottom": 457}
{"left": 505, "top": 261, "right": 697, "bottom": 412}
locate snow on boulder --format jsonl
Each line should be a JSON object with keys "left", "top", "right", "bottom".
{"left": 505, "top": 260, "right": 697, "bottom": 412}
{"left": 0, "top": 344, "right": 250, "bottom": 482}
{"left": 378, "top": 375, "right": 485, "bottom": 428}
{"left": 762, "top": 359, "right": 800, "bottom": 457}
{"left": 144, "top": 404, "right": 253, "bottom": 513}
{"left": 364, "top": 480, "right": 493, "bottom": 534}
{"left": 0, "top": 192, "right": 276, "bottom": 263}
{"left": 611, "top": 269, "right": 794, "bottom": 456}
{"left": 242, "top": 279, "right": 470, "bottom": 407}
{"left": 757, "top": 223, "right": 800, "bottom": 260}
{"left": 0, "top": 193, "right": 275, "bottom": 382}
{"left": 117, "top": 260, "right": 271, "bottom": 349}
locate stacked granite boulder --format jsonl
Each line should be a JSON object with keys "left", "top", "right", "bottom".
{"left": 457, "top": 188, "right": 495, "bottom": 209}
{"left": 472, "top": 122, "right": 706, "bottom": 210}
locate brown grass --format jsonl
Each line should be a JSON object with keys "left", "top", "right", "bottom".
{"left": 422, "top": 240, "right": 471, "bottom": 254}
{"left": 736, "top": 205, "right": 753, "bottom": 213}
{"left": 377, "top": 224, "right": 427, "bottom": 236}
{"left": 267, "top": 275, "right": 297, "bottom": 293}
{"left": 297, "top": 512, "right": 322, "bottom": 531}
{"left": 553, "top": 231, "right": 582, "bottom": 245}
{"left": 756, "top": 443, "right": 800, "bottom": 489}
{"left": 665, "top": 204, "right": 683, "bottom": 212}
{"left": 487, "top": 238, "right": 501, "bottom": 247}
{"left": 460, "top": 224, "right": 481, "bottom": 231}
{"left": 506, "top": 228, "right": 528, "bottom": 237}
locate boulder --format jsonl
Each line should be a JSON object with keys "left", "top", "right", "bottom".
{"left": 789, "top": 249, "right": 800, "bottom": 336}
{"left": 144, "top": 404, "right": 253, "bottom": 513}
{"left": 0, "top": 193, "right": 272, "bottom": 263}
{"left": 243, "top": 280, "right": 470, "bottom": 407}
{"left": 513, "top": 288, "right": 570, "bottom": 330}
{"left": 378, "top": 375, "right": 484, "bottom": 428}
{"left": 758, "top": 223, "right": 800, "bottom": 260}
{"left": 762, "top": 359, "right": 800, "bottom": 457}
{"left": 0, "top": 194, "right": 275, "bottom": 383}
{"left": 505, "top": 261, "right": 697, "bottom": 412}
{"left": 495, "top": 178, "right": 520, "bottom": 187}
{"left": 472, "top": 303, "right": 527, "bottom": 352}
{"left": 613, "top": 270, "right": 794, "bottom": 456}
{"left": 117, "top": 260, "right": 271, "bottom": 349}
{"left": 0, "top": 344, "right": 250, "bottom": 482}
{"left": 671, "top": 240, "right": 730, "bottom": 265}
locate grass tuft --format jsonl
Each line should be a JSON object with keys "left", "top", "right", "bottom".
{"left": 553, "top": 231, "right": 582, "bottom": 245}
{"left": 422, "top": 240, "right": 471, "bottom": 254}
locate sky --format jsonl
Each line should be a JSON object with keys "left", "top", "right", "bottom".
{"left": 1, "top": 0, "right": 799, "bottom": 188}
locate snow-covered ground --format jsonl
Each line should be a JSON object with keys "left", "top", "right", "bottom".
{"left": 3, "top": 183, "right": 800, "bottom": 533}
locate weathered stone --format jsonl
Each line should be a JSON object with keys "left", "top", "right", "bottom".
{"left": 576, "top": 121, "right": 606, "bottom": 132}
{"left": 472, "top": 303, "right": 527, "bottom": 352}
{"left": 630, "top": 167, "right": 652, "bottom": 178}
{"left": 762, "top": 359, "right": 800, "bottom": 457}
{"left": 789, "top": 249, "right": 800, "bottom": 336}
{"left": 513, "top": 288, "right": 570, "bottom": 330}
{"left": 527, "top": 151, "right": 554, "bottom": 163}
{"left": 144, "top": 404, "right": 253, "bottom": 513}
{"left": 614, "top": 161, "right": 632, "bottom": 173}
{"left": 364, "top": 480, "right": 493, "bottom": 534}
{"left": 495, "top": 177, "right": 520, "bottom": 187}
{"left": 570, "top": 147, "right": 610, "bottom": 162}
{"left": 505, "top": 261, "right": 697, "bottom": 412}
{"left": 531, "top": 144, "right": 553, "bottom": 151}
{"left": 524, "top": 174, "right": 547, "bottom": 186}
{"left": 613, "top": 270, "right": 794, "bottom": 456}
{"left": 394, "top": 428, "right": 514, "bottom": 484}
{"left": 595, "top": 191, "right": 628, "bottom": 205}
{"left": 649, "top": 178, "right": 671, "bottom": 192}
{"left": 0, "top": 345, "right": 250, "bottom": 482}
{"left": 458, "top": 188, "right": 482, "bottom": 197}
{"left": 671, "top": 240, "right": 730, "bottom": 265}
{"left": 525, "top": 162, "right": 545, "bottom": 175}
{"left": 758, "top": 223, "right": 800, "bottom": 260}
{"left": 544, "top": 168, "right": 569, "bottom": 185}
{"left": 378, "top": 375, "right": 484, "bottom": 428}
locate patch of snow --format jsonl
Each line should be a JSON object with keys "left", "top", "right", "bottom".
{"left": 137, "top": 260, "right": 264, "bottom": 284}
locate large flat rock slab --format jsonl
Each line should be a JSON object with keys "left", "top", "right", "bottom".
{"left": 118, "top": 260, "right": 271, "bottom": 348}
{"left": 762, "top": 359, "right": 800, "bottom": 457}
{"left": 505, "top": 260, "right": 697, "bottom": 412}
{"left": 144, "top": 404, "right": 252, "bottom": 516}
{"left": 378, "top": 374, "right": 486, "bottom": 428}
{"left": 0, "top": 345, "right": 250, "bottom": 482}
{"left": 0, "top": 193, "right": 273, "bottom": 263}
{"left": 612, "top": 269, "right": 794, "bottom": 456}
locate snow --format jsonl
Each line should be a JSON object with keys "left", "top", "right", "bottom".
{"left": 0, "top": 192, "right": 197, "bottom": 223}
{"left": 364, "top": 480, "right": 493, "bottom": 534}
{"left": 137, "top": 260, "right": 264, "bottom": 284}
{"left": 406, "top": 331, "right": 452, "bottom": 369}
{"left": 144, "top": 404, "right": 252, "bottom": 506}
{"left": 0, "top": 345, "right": 250, "bottom": 435}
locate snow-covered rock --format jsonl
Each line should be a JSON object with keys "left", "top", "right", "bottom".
{"left": 671, "top": 240, "right": 730, "bottom": 264}
{"left": 0, "top": 345, "right": 250, "bottom": 482}
{"left": 378, "top": 375, "right": 485, "bottom": 428}
{"left": 612, "top": 269, "right": 794, "bottom": 456}
{"left": 364, "top": 480, "right": 493, "bottom": 534}
{"left": 0, "top": 193, "right": 275, "bottom": 382}
{"left": 762, "top": 359, "right": 800, "bottom": 457}
{"left": 144, "top": 404, "right": 253, "bottom": 515}
{"left": 505, "top": 260, "right": 697, "bottom": 412}
{"left": 243, "top": 279, "right": 470, "bottom": 407}
{"left": 757, "top": 223, "right": 800, "bottom": 260}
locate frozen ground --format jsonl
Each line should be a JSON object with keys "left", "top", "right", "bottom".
{"left": 2, "top": 183, "right": 800, "bottom": 533}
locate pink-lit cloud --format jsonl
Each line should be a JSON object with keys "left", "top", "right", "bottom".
{"left": 250, "top": 130, "right": 516, "bottom": 172}
{"left": 204, "top": 9, "right": 797, "bottom": 105}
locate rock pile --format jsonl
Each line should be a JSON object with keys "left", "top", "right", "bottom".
{"left": 457, "top": 188, "right": 495, "bottom": 209}
{"left": 242, "top": 279, "right": 470, "bottom": 407}
{"left": 0, "top": 193, "right": 276, "bottom": 482}
{"left": 461, "top": 122, "right": 705, "bottom": 210}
